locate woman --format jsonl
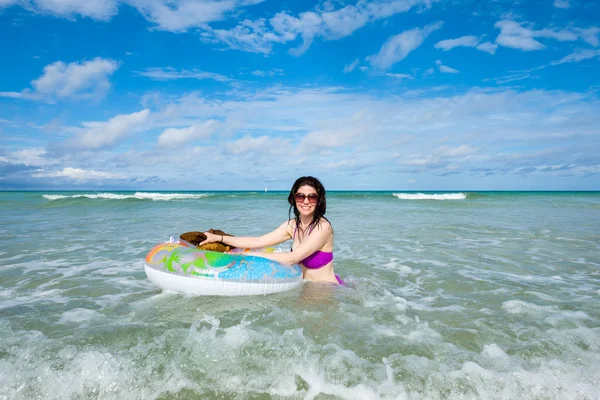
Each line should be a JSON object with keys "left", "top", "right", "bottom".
{"left": 199, "top": 176, "right": 342, "bottom": 284}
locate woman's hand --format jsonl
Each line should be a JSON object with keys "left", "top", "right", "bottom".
{"left": 199, "top": 231, "right": 223, "bottom": 246}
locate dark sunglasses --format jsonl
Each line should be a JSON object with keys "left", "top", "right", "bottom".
{"left": 295, "top": 193, "right": 318, "bottom": 203}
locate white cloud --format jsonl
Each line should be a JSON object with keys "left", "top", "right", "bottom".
{"left": 298, "top": 127, "right": 364, "bottom": 152}
{"left": 250, "top": 68, "right": 285, "bottom": 77}
{"left": 367, "top": 22, "right": 443, "bottom": 69}
{"left": 16, "top": 0, "right": 119, "bottom": 20}
{"left": 11, "top": 148, "right": 56, "bottom": 166}
{"left": 436, "top": 60, "right": 459, "bottom": 74}
{"left": 385, "top": 73, "right": 413, "bottom": 79}
{"left": 0, "top": 91, "right": 24, "bottom": 99}
{"left": 32, "top": 167, "right": 125, "bottom": 181}
{"left": 489, "top": 46, "right": 600, "bottom": 83}
{"left": 3, "top": 0, "right": 263, "bottom": 30}
{"left": 577, "top": 27, "right": 600, "bottom": 47}
{"left": 476, "top": 42, "right": 498, "bottom": 54}
{"left": 1, "top": 148, "right": 58, "bottom": 169}
{"left": 128, "top": 0, "right": 265, "bottom": 32}
{"left": 0, "top": 58, "right": 119, "bottom": 101}
{"left": 553, "top": 0, "right": 571, "bottom": 9}
{"left": 492, "top": 73, "right": 531, "bottom": 84}
{"left": 495, "top": 20, "right": 578, "bottom": 51}
{"left": 552, "top": 49, "right": 600, "bottom": 64}
{"left": 204, "top": 18, "right": 281, "bottom": 54}
{"left": 4, "top": 0, "right": 440, "bottom": 57}
{"left": 204, "top": 0, "right": 436, "bottom": 55}
{"left": 434, "top": 35, "right": 498, "bottom": 55}
{"left": 434, "top": 144, "right": 475, "bottom": 157}
{"left": 157, "top": 120, "right": 219, "bottom": 147}
{"left": 69, "top": 109, "right": 151, "bottom": 150}
{"left": 496, "top": 30, "right": 545, "bottom": 51}
{"left": 435, "top": 35, "right": 479, "bottom": 51}
{"left": 224, "top": 135, "right": 290, "bottom": 155}
{"left": 439, "top": 65, "right": 459, "bottom": 73}
{"left": 343, "top": 59, "right": 360, "bottom": 73}
{"left": 0, "top": 0, "right": 18, "bottom": 8}
{"left": 136, "top": 67, "right": 232, "bottom": 82}
{"left": 8, "top": 85, "right": 599, "bottom": 189}
{"left": 297, "top": 111, "right": 371, "bottom": 153}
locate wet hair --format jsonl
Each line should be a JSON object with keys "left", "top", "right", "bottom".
{"left": 287, "top": 176, "right": 329, "bottom": 241}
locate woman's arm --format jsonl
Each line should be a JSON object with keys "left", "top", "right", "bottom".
{"left": 245, "top": 221, "right": 332, "bottom": 265}
{"left": 199, "top": 220, "right": 293, "bottom": 249}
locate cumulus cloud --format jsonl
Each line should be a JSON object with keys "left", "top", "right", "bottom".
{"left": 68, "top": 109, "right": 150, "bottom": 150}
{"left": 367, "top": 22, "right": 443, "bottom": 69}
{"left": 0, "top": 58, "right": 119, "bottom": 101}
{"left": 135, "top": 67, "right": 232, "bottom": 82}
{"left": 157, "top": 120, "right": 219, "bottom": 147}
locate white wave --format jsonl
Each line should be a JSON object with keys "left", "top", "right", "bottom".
{"left": 43, "top": 194, "right": 69, "bottom": 200}
{"left": 58, "top": 308, "right": 103, "bottom": 324}
{"left": 43, "top": 192, "right": 212, "bottom": 201}
{"left": 392, "top": 192, "right": 467, "bottom": 200}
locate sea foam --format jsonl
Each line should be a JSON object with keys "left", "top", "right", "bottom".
{"left": 42, "top": 192, "right": 212, "bottom": 201}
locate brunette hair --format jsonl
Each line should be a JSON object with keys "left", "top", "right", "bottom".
{"left": 287, "top": 176, "right": 329, "bottom": 240}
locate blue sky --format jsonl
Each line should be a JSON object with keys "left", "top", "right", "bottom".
{"left": 0, "top": 0, "right": 599, "bottom": 191}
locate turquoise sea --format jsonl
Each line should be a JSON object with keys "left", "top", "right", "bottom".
{"left": 1, "top": 190, "right": 599, "bottom": 399}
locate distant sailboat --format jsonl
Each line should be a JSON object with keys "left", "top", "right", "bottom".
{"left": 264, "top": 186, "right": 268, "bottom": 193}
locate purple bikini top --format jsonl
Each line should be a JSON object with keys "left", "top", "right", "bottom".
{"left": 300, "top": 250, "right": 333, "bottom": 269}
{"left": 292, "top": 224, "right": 334, "bottom": 269}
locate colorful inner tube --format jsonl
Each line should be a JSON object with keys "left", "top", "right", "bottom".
{"left": 144, "top": 239, "right": 303, "bottom": 296}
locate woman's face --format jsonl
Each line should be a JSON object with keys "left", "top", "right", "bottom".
{"left": 294, "top": 185, "right": 318, "bottom": 217}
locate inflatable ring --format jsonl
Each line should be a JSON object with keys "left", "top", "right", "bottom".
{"left": 144, "top": 239, "right": 302, "bottom": 296}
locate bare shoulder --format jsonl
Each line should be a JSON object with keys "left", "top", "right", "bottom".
{"left": 317, "top": 218, "right": 333, "bottom": 232}
{"left": 283, "top": 219, "right": 296, "bottom": 233}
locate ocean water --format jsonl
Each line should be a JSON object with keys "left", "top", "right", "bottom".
{"left": 0, "top": 190, "right": 599, "bottom": 399}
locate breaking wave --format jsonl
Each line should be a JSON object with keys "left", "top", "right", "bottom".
{"left": 42, "top": 192, "right": 212, "bottom": 201}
